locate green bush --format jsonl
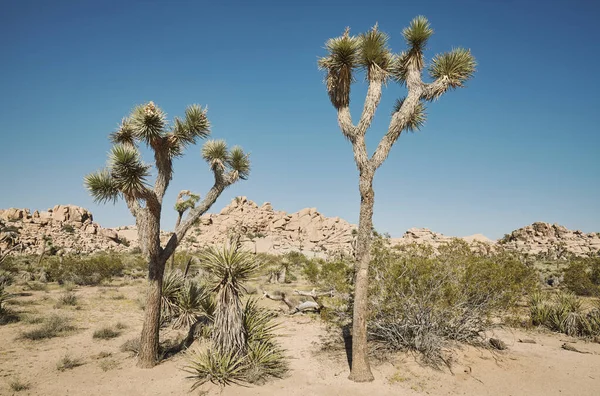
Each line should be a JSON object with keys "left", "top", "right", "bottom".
{"left": 44, "top": 254, "right": 124, "bottom": 285}
{"left": 562, "top": 258, "right": 600, "bottom": 296}
{"left": 366, "top": 237, "right": 536, "bottom": 366}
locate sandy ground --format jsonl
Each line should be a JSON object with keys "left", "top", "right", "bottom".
{"left": 1, "top": 281, "right": 599, "bottom": 396}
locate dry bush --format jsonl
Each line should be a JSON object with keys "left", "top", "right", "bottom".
{"left": 9, "top": 377, "right": 30, "bottom": 392}
{"left": 21, "top": 314, "right": 75, "bottom": 340}
{"left": 55, "top": 292, "right": 78, "bottom": 308}
{"left": 56, "top": 354, "right": 84, "bottom": 371}
{"left": 93, "top": 326, "right": 122, "bottom": 340}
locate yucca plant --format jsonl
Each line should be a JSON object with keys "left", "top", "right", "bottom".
{"left": 84, "top": 101, "right": 250, "bottom": 367}
{"left": 161, "top": 270, "right": 184, "bottom": 321}
{"left": 172, "top": 280, "right": 211, "bottom": 330}
{"left": 0, "top": 285, "right": 14, "bottom": 314}
{"left": 318, "top": 16, "right": 476, "bottom": 381}
{"left": 200, "top": 244, "right": 260, "bottom": 355}
{"left": 185, "top": 348, "right": 249, "bottom": 388}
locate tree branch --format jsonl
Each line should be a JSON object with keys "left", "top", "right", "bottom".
{"left": 160, "top": 166, "right": 232, "bottom": 262}
{"left": 356, "top": 77, "right": 383, "bottom": 136}
{"left": 422, "top": 76, "right": 450, "bottom": 101}
{"left": 370, "top": 67, "right": 424, "bottom": 169}
{"left": 151, "top": 136, "right": 173, "bottom": 204}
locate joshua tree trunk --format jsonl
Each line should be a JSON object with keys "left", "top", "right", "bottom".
{"left": 348, "top": 171, "right": 375, "bottom": 382}
{"left": 138, "top": 254, "right": 167, "bottom": 367}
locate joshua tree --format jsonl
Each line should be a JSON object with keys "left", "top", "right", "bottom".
{"left": 200, "top": 243, "right": 260, "bottom": 355}
{"left": 170, "top": 190, "right": 200, "bottom": 269}
{"left": 318, "top": 17, "right": 476, "bottom": 381}
{"left": 84, "top": 101, "right": 250, "bottom": 368}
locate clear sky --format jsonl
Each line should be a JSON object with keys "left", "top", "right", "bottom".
{"left": 1, "top": 0, "right": 598, "bottom": 240}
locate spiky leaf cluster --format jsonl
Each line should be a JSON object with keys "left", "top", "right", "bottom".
{"left": 175, "top": 192, "right": 200, "bottom": 214}
{"left": 358, "top": 25, "right": 392, "bottom": 79}
{"left": 318, "top": 28, "right": 360, "bottom": 109}
{"left": 202, "top": 140, "right": 250, "bottom": 182}
{"left": 429, "top": 48, "right": 476, "bottom": 88}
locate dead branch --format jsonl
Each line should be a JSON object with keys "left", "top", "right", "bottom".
{"left": 263, "top": 289, "right": 334, "bottom": 315}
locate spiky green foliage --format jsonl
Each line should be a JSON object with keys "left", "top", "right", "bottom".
{"left": 530, "top": 290, "right": 600, "bottom": 337}
{"left": 172, "top": 280, "right": 211, "bottom": 330}
{"left": 174, "top": 192, "right": 200, "bottom": 214}
{"left": 185, "top": 348, "right": 248, "bottom": 388}
{"left": 84, "top": 170, "right": 120, "bottom": 204}
{"left": 184, "top": 298, "right": 287, "bottom": 389}
{"left": 402, "top": 15, "right": 433, "bottom": 51}
{"left": 0, "top": 285, "right": 14, "bottom": 314}
{"left": 318, "top": 28, "right": 360, "bottom": 108}
{"left": 392, "top": 99, "right": 427, "bottom": 131}
{"left": 429, "top": 48, "right": 477, "bottom": 88}
{"left": 129, "top": 101, "right": 166, "bottom": 144}
{"left": 201, "top": 139, "right": 228, "bottom": 170}
{"left": 109, "top": 119, "right": 136, "bottom": 146}
{"left": 227, "top": 146, "right": 251, "bottom": 181}
{"left": 201, "top": 244, "right": 261, "bottom": 354}
{"left": 161, "top": 270, "right": 184, "bottom": 320}
{"left": 173, "top": 105, "right": 211, "bottom": 153}
{"left": 358, "top": 25, "right": 392, "bottom": 78}
{"left": 108, "top": 144, "right": 151, "bottom": 195}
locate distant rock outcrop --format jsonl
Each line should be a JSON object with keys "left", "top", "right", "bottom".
{"left": 0, "top": 205, "right": 128, "bottom": 255}
{"left": 1, "top": 200, "right": 598, "bottom": 259}
{"left": 177, "top": 196, "right": 356, "bottom": 258}
{"left": 498, "top": 222, "right": 600, "bottom": 258}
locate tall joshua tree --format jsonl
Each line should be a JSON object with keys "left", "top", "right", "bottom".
{"left": 318, "top": 17, "right": 476, "bottom": 382}
{"left": 84, "top": 101, "right": 250, "bottom": 368}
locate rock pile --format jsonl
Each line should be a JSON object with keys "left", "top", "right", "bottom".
{"left": 1, "top": 199, "right": 598, "bottom": 259}
{"left": 178, "top": 196, "right": 356, "bottom": 258}
{"left": 0, "top": 205, "right": 128, "bottom": 255}
{"left": 499, "top": 222, "right": 600, "bottom": 258}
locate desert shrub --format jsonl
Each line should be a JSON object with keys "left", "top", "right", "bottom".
{"left": 0, "top": 285, "right": 19, "bottom": 325}
{"left": 9, "top": 377, "right": 30, "bottom": 392}
{"left": 366, "top": 237, "right": 536, "bottom": 366}
{"left": 93, "top": 326, "right": 122, "bottom": 340}
{"left": 0, "top": 270, "right": 14, "bottom": 288}
{"left": 24, "top": 281, "right": 48, "bottom": 291}
{"left": 44, "top": 254, "right": 124, "bottom": 285}
{"left": 172, "top": 280, "right": 212, "bottom": 330}
{"left": 21, "top": 314, "right": 75, "bottom": 340}
{"left": 562, "top": 257, "right": 600, "bottom": 296}
{"left": 56, "top": 354, "right": 84, "bottom": 371}
{"left": 120, "top": 337, "right": 141, "bottom": 355}
{"left": 530, "top": 290, "right": 600, "bottom": 337}
{"left": 55, "top": 292, "right": 77, "bottom": 308}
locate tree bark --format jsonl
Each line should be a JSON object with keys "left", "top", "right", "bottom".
{"left": 137, "top": 204, "right": 165, "bottom": 368}
{"left": 348, "top": 170, "right": 375, "bottom": 382}
{"left": 137, "top": 254, "right": 166, "bottom": 367}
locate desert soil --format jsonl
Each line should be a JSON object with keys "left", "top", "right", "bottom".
{"left": 1, "top": 281, "right": 599, "bottom": 396}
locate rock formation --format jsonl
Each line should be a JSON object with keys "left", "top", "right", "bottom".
{"left": 498, "top": 222, "right": 600, "bottom": 258}
{"left": 1, "top": 199, "right": 598, "bottom": 259}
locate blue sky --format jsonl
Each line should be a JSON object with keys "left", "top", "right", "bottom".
{"left": 1, "top": 0, "right": 598, "bottom": 240}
